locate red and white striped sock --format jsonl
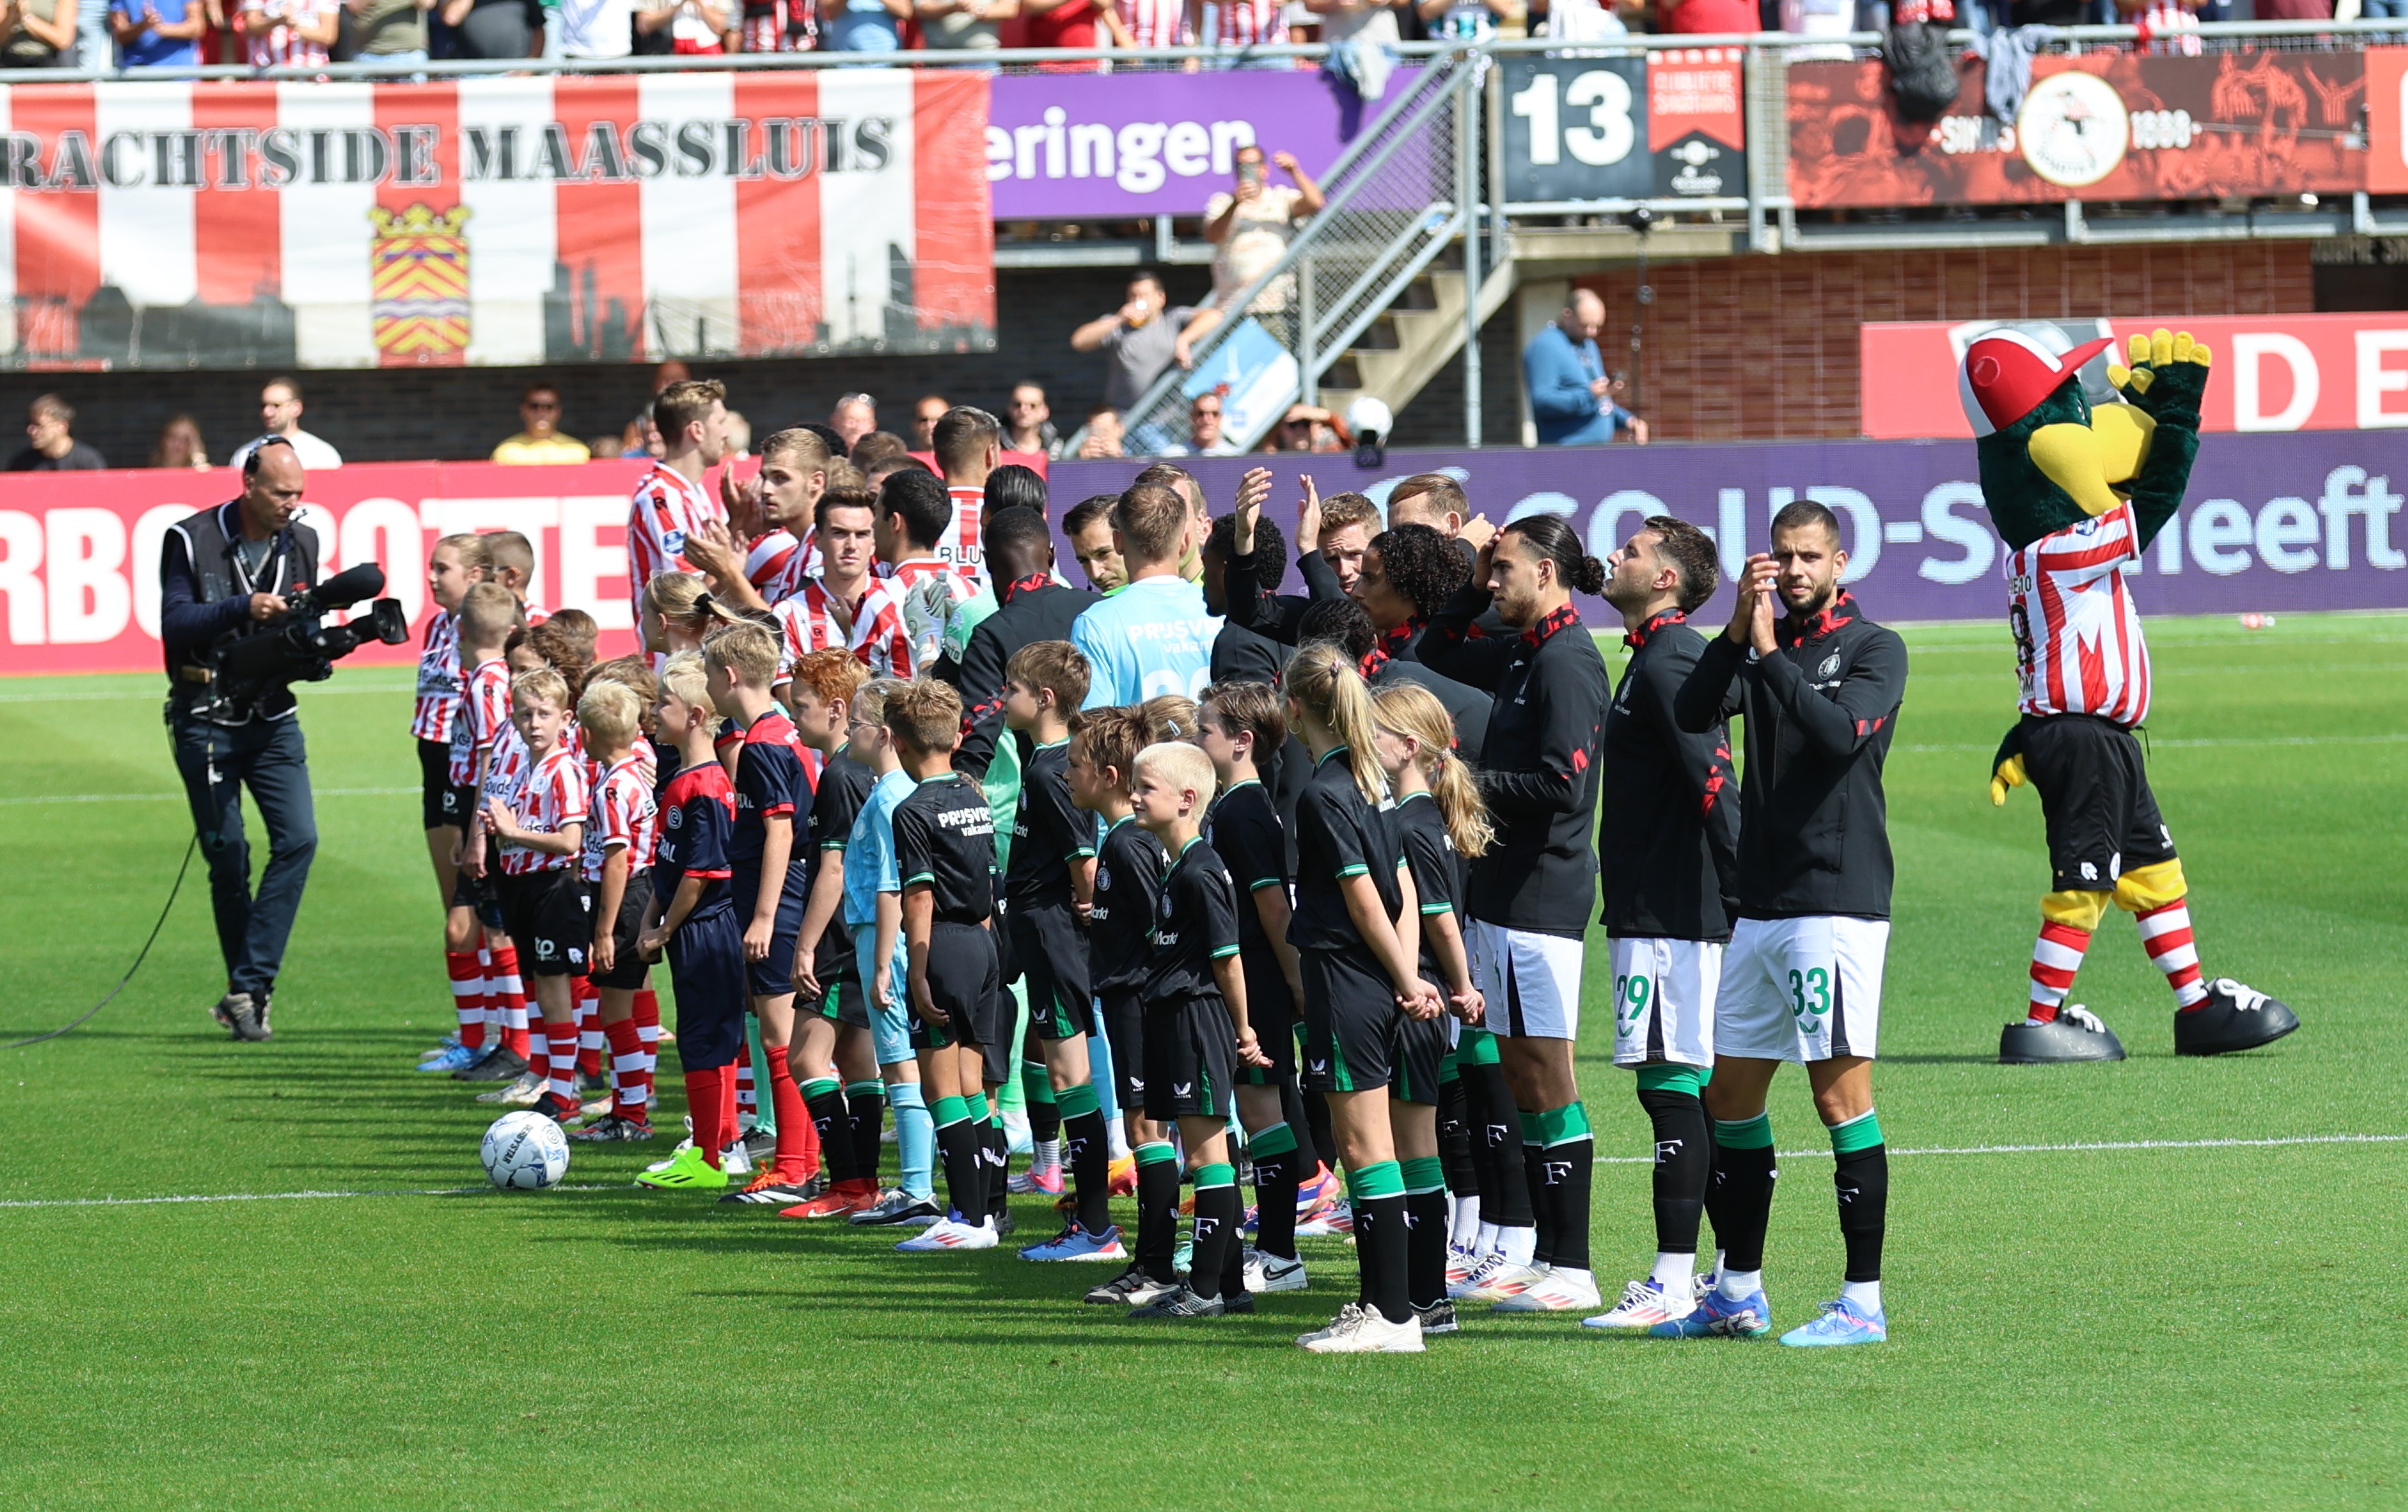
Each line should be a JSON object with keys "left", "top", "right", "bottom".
{"left": 2026, "top": 921, "right": 2091, "bottom": 1024}
{"left": 735, "top": 1043, "right": 757, "bottom": 1125}
{"left": 2137, "top": 899, "right": 2209, "bottom": 1009}
{"left": 574, "top": 980, "right": 602, "bottom": 1077}
{"left": 606, "top": 1019, "right": 646, "bottom": 1120}
{"left": 547, "top": 1020, "right": 580, "bottom": 1107}
{"left": 447, "top": 952, "right": 485, "bottom": 1050}
{"left": 633, "top": 989, "right": 661, "bottom": 1112}
{"left": 492, "top": 947, "right": 530, "bottom": 1058}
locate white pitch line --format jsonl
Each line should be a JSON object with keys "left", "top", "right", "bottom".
{"left": 0, "top": 684, "right": 416, "bottom": 705}
{"left": 1893, "top": 732, "right": 2408, "bottom": 756}
{"left": 0, "top": 786, "right": 415, "bottom": 807}
{"left": 0, "top": 1134, "right": 2397, "bottom": 1207}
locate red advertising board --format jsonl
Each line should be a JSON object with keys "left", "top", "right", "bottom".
{"left": 0, "top": 460, "right": 659, "bottom": 677}
{"left": 2365, "top": 46, "right": 2408, "bottom": 193}
{"left": 1789, "top": 50, "right": 2365, "bottom": 209}
{"left": 1861, "top": 312, "right": 2408, "bottom": 439}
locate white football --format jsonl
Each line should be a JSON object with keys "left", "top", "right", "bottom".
{"left": 481, "top": 1111, "right": 570, "bottom": 1191}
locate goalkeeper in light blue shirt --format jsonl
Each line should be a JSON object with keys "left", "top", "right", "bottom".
{"left": 1071, "top": 481, "right": 1223, "bottom": 709}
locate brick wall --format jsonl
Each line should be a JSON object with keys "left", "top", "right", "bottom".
{"left": 1576, "top": 242, "right": 2320, "bottom": 442}
{"left": 9, "top": 265, "right": 1212, "bottom": 470}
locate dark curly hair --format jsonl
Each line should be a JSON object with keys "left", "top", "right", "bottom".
{"left": 1205, "top": 510, "right": 1288, "bottom": 584}
{"left": 1369, "top": 522, "right": 1467, "bottom": 619}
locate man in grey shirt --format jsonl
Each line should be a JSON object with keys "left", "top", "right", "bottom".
{"left": 1070, "top": 270, "right": 1209, "bottom": 414}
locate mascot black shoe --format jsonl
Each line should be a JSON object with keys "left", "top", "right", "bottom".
{"left": 1961, "top": 327, "right": 2297, "bottom": 1064}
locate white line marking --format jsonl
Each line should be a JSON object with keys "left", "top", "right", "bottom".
{"left": 0, "top": 786, "right": 415, "bottom": 807}
{"left": 0, "top": 684, "right": 415, "bottom": 705}
{"left": 1893, "top": 732, "right": 2408, "bottom": 756}
{"left": 2, "top": 1134, "right": 2396, "bottom": 1207}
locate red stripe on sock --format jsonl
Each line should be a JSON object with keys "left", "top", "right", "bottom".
{"left": 767, "top": 1054, "right": 818, "bottom": 1181}
{"left": 687, "top": 1066, "right": 730, "bottom": 1169}
{"left": 605, "top": 1018, "right": 645, "bottom": 1120}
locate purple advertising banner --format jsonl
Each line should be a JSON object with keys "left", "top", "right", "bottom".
{"left": 1050, "top": 434, "right": 2408, "bottom": 621}
{"left": 986, "top": 67, "right": 1413, "bottom": 220}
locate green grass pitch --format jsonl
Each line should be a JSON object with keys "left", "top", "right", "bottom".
{"left": 0, "top": 613, "right": 2401, "bottom": 1510}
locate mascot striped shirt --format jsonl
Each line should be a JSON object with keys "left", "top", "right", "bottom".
{"left": 2008, "top": 499, "right": 2150, "bottom": 728}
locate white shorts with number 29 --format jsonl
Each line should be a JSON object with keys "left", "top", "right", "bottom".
{"left": 1608, "top": 935, "right": 1722, "bottom": 1069}
{"left": 1715, "top": 915, "right": 1888, "bottom": 1063}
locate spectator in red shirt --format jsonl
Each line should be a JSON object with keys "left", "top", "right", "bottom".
{"left": 1659, "top": 0, "right": 1754, "bottom": 28}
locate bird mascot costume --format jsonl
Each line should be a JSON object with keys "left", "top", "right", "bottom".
{"left": 1961, "top": 327, "right": 2299, "bottom": 1064}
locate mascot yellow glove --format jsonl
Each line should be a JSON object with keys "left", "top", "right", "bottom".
{"left": 1989, "top": 727, "right": 2028, "bottom": 807}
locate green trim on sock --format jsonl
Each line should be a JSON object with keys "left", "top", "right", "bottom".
{"left": 1056, "top": 1082, "right": 1101, "bottom": 1119}
{"left": 1194, "top": 1161, "right": 1236, "bottom": 1191}
{"left": 800, "top": 1077, "right": 840, "bottom": 1100}
{"left": 1400, "top": 1155, "right": 1446, "bottom": 1195}
{"left": 1519, "top": 1110, "right": 1543, "bottom": 1144}
{"left": 1437, "top": 1054, "right": 1461, "bottom": 1085}
{"left": 1020, "top": 1060, "right": 1056, "bottom": 1105}
{"left": 931, "top": 1095, "right": 968, "bottom": 1127}
{"left": 845, "top": 1079, "right": 885, "bottom": 1098}
{"left": 1133, "top": 1140, "right": 1179, "bottom": 1168}
{"left": 1715, "top": 1112, "right": 1774, "bottom": 1150}
{"left": 1458, "top": 1025, "right": 1501, "bottom": 1065}
{"left": 1634, "top": 1063, "right": 1704, "bottom": 1097}
{"left": 1540, "top": 1100, "right": 1592, "bottom": 1146}
{"left": 1828, "top": 1108, "right": 1884, "bottom": 1154}
{"left": 1348, "top": 1160, "right": 1405, "bottom": 1201}
{"left": 1247, "top": 1122, "right": 1298, "bottom": 1158}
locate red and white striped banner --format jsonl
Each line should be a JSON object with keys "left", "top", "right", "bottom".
{"left": 0, "top": 71, "right": 994, "bottom": 370}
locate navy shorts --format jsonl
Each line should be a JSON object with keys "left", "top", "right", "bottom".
{"left": 586, "top": 872, "right": 654, "bottom": 992}
{"left": 729, "top": 862, "right": 808, "bottom": 999}
{"left": 667, "top": 907, "right": 747, "bottom": 1071}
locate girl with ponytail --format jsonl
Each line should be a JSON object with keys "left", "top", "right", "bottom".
{"left": 1418, "top": 510, "right": 1615, "bottom": 1314}
{"left": 1370, "top": 680, "right": 1492, "bottom": 1326}
{"left": 1280, "top": 643, "right": 1447, "bottom": 1353}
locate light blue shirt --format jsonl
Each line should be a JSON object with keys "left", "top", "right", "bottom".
{"left": 825, "top": 0, "right": 900, "bottom": 50}
{"left": 1072, "top": 573, "right": 1222, "bottom": 709}
{"left": 842, "top": 768, "right": 916, "bottom": 929}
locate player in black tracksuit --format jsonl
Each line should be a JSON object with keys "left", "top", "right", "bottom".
{"left": 936, "top": 508, "right": 1099, "bottom": 784}
{"left": 1419, "top": 514, "right": 1611, "bottom": 1312}
{"left": 1583, "top": 516, "right": 1743, "bottom": 1329}
{"left": 1671, "top": 499, "right": 1906, "bottom": 1346}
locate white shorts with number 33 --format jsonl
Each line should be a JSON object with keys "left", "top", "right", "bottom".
{"left": 1715, "top": 915, "right": 1888, "bottom": 1063}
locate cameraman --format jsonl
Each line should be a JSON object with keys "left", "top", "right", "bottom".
{"left": 161, "top": 438, "right": 320, "bottom": 1043}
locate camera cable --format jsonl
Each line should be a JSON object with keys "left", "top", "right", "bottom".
{"left": 5, "top": 836, "right": 198, "bottom": 1051}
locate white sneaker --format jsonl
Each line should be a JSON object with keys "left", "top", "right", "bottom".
{"left": 720, "top": 1140, "right": 753, "bottom": 1177}
{"left": 1244, "top": 1249, "right": 1309, "bottom": 1293}
{"left": 1582, "top": 1277, "right": 1696, "bottom": 1331}
{"left": 1444, "top": 1243, "right": 1479, "bottom": 1291}
{"left": 896, "top": 1216, "right": 998, "bottom": 1252}
{"left": 476, "top": 1071, "right": 544, "bottom": 1106}
{"left": 1295, "top": 1301, "right": 1365, "bottom": 1347}
{"left": 1448, "top": 1251, "right": 1502, "bottom": 1300}
{"left": 645, "top": 1136, "right": 694, "bottom": 1173}
{"left": 1493, "top": 1265, "right": 1602, "bottom": 1313}
{"left": 1460, "top": 1259, "right": 1548, "bottom": 1304}
{"left": 1300, "top": 1304, "right": 1425, "bottom": 1354}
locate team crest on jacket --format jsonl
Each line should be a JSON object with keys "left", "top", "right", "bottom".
{"left": 1094, "top": 865, "right": 1110, "bottom": 891}
{"left": 665, "top": 806, "right": 683, "bottom": 828}
{"left": 1818, "top": 654, "right": 1841, "bottom": 679}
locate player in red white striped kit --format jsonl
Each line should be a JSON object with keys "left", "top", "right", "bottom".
{"left": 626, "top": 380, "right": 732, "bottom": 626}
{"left": 573, "top": 678, "right": 664, "bottom": 1142}
{"left": 416, "top": 535, "right": 499, "bottom": 1075}
{"left": 1960, "top": 327, "right": 2297, "bottom": 1063}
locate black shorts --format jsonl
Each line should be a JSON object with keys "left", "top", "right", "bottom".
{"left": 1300, "top": 944, "right": 1401, "bottom": 1095}
{"left": 587, "top": 872, "right": 654, "bottom": 992}
{"left": 1011, "top": 901, "right": 1093, "bottom": 1040}
{"left": 1387, "top": 976, "right": 1451, "bottom": 1105}
{"left": 912, "top": 919, "right": 1008, "bottom": 1086}
{"left": 452, "top": 866, "right": 505, "bottom": 932}
{"left": 496, "top": 868, "right": 592, "bottom": 977}
{"left": 812, "top": 923, "right": 870, "bottom": 1028}
{"left": 1098, "top": 986, "right": 1145, "bottom": 1115}
{"left": 2019, "top": 713, "right": 2179, "bottom": 894}
{"left": 1239, "top": 949, "right": 1298, "bottom": 1086}
{"left": 667, "top": 906, "right": 747, "bottom": 1070}
{"left": 729, "top": 863, "right": 807, "bottom": 998}
{"left": 1144, "top": 992, "right": 1238, "bottom": 1122}
{"left": 420, "top": 738, "right": 468, "bottom": 831}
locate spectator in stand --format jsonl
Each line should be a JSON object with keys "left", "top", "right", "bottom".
{"left": 1070, "top": 271, "right": 1210, "bottom": 418}
{"left": 1118, "top": 0, "right": 1189, "bottom": 49}
{"left": 1310, "top": 0, "right": 1407, "bottom": 100}
{"left": 71, "top": 0, "right": 107, "bottom": 67}
{"left": 622, "top": 360, "right": 690, "bottom": 455}
{"left": 588, "top": 433, "right": 626, "bottom": 458}
{"left": 1003, "top": 382, "right": 1062, "bottom": 460}
{"left": 1525, "top": 290, "right": 1646, "bottom": 446}
{"left": 725, "top": 410, "right": 752, "bottom": 459}
{"left": 244, "top": 0, "right": 336, "bottom": 64}
{"left": 9, "top": 395, "right": 103, "bottom": 471}
{"left": 1162, "top": 390, "right": 1242, "bottom": 457}
{"left": 1657, "top": 0, "right": 1754, "bottom": 28}
{"left": 910, "top": 394, "right": 948, "bottom": 452}
{"left": 492, "top": 383, "right": 592, "bottom": 465}
{"left": 822, "top": 0, "right": 904, "bottom": 47}
{"left": 555, "top": 0, "right": 633, "bottom": 57}
{"left": 831, "top": 393, "right": 878, "bottom": 452}
{"left": 439, "top": 0, "right": 536, "bottom": 54}
{"left": 1201, "top": 145, "right": 1323, "bottom": 314}
{"left": 1212, "top": 0, "right": 1277, "bottom": 45}
{"left": 1416, "top": 0, "right": 1502, "bottom": 38}
{"left": 231, "top": 377, "right": 342, "bottom": 471}
{"left": 1260, "top": 402, "right": 1350, "bottom": 454}
{"left": 153, "top": 414, "right": 210, "bottom": 470}
{"left": 1, "top": 0, "right": 78, "bottom": 62}
{"left": 109, "top": 0, "right": 205, "bottom": 64}
{"left": 344, "top": 0, "right": 433, "bottom": 69}
{"left": 850, "top": 429, "right": 911, "bottom": 476}
{"left": 1076, "top": 404, "right": 1124, "bottom": 460}
{"left": 1023, "top": 0, "right": 1126, "bottom": 58}
{"left": 913, "top": 0, "right": 1003, "bottom": 47}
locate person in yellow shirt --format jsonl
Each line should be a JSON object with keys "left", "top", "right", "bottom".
{"left": 492, "top": 384, "right": 593, "bottom": 465}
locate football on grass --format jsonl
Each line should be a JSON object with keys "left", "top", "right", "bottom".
{"left": 481, "top": 1112, "right": 570, "bottom": 1190}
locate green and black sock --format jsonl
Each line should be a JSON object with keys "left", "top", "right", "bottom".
{"left": 1538, "top": 1101, "right": 1595, "bottom": 1274}
{"left": 1133, "top": 1141, "right": 1181, "bottom": 1283}
{"left": 1829, "top": 1109, "right": 1887, "bottom": 1284}
{"left": 1520, "top": 1110, "right": 1553, "bottom": 1267}
{"left": 1348, "top": 1161, "right": 1411, "bottom": 1325}
{"left": 801, "top": 1076, "right": 859, "bottom": 1186}
{"left": 845, "top": 1079, "right": 886, "bottom": 1184}
{"left": 1248, "top": 1121, "right": 1301, "bottom": 1261}
{"left": 1401, "top": 1154, "right": 1449, "bottom": 1310}
{"left": 1189, "top": 1162, "right": 1242, "bottom": 1302}
{"left": 1637, "top": 1066, "right": 1709, "bottom": 1256}
{"left": 1058, "top": 1082, "right": 1110, "bottom": 1235}
{"left": 931, "top": 1095, "right": 981, "bottom": 1221}
{"left": 1708, "top": 1112, "right": 1778, "bottom": 1274}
